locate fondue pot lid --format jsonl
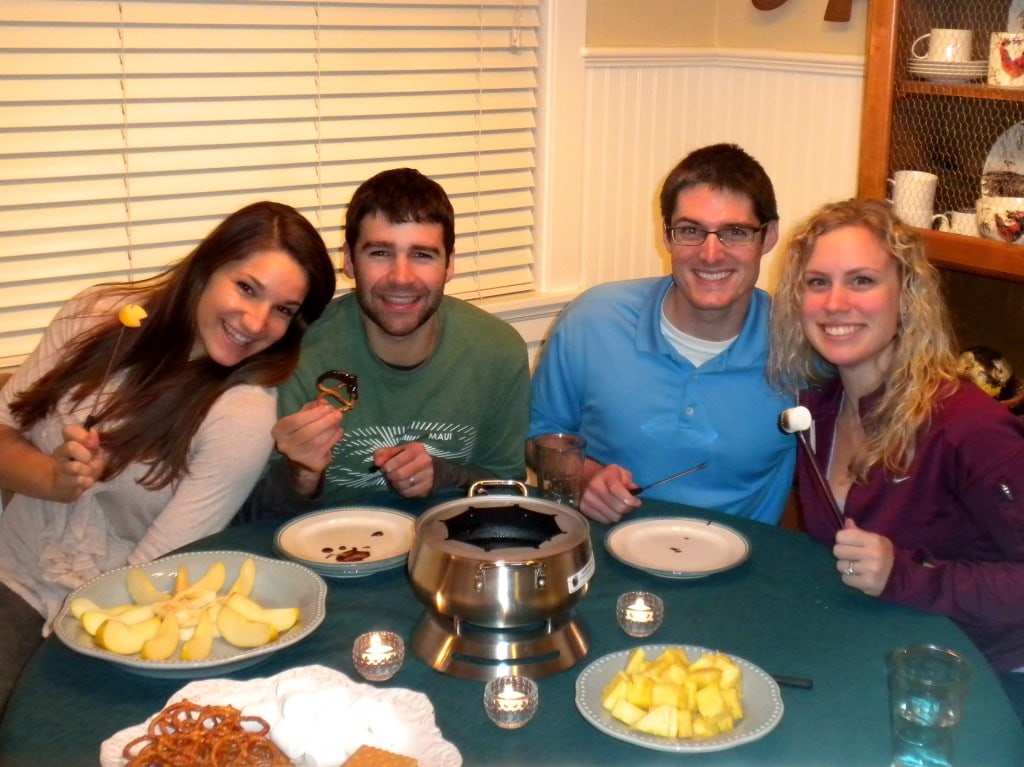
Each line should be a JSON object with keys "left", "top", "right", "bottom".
{"left": 415, "top": 482, "right": 590, "bottom": 559}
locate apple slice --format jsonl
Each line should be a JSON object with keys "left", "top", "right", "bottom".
{"left": 81, "top": 604, "right": 155, "bottom": 636}
{"left": 180, "top": 610, "right": 215, "bottom": 661}
{"left": 216, "top": 604, "right": 278, "bottom": 648}
{"left": 190, "top": 561, "right": 226, "bottom": 593}
{"left": 224, "top": 593, "right": 299, "bottom": 633}
{"left": 117, "top": 303, "right": 147, "bottom": 328}
{"left": 141, "top": 613, "right": 180, "bottom": 661}
{"left": 94, "top": 616, "right": 161, "bottom": 655}
{"left": 226, "top": 557, "right": 256, "bottom": 598}
{"left": 125, "top": 569, "right": 169, "bottom": 605}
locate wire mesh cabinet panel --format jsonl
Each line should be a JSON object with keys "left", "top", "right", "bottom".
{"left": 858, "top": 0, "right": 1024, "bottom": 282}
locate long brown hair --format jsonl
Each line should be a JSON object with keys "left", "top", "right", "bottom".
{"left": 767, "top": 198, "right": 958, "bottom": 479}
{"left": 10, "top": 201, "right": 336, "bottom": 489}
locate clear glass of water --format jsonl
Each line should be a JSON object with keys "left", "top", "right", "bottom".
{"left": 888, "top": 645, "right": 971, "bottom": 767}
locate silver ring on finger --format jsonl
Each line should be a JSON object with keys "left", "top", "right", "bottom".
{"left": 408, "top": 475, "right": 417, "bottom": 486}
{"left": 844, "top": 560, "right": 855, "bottom": 576}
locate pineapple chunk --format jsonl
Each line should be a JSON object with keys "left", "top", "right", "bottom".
{"left": 633, "top": 704, "right": 678, "bottom": 738}
{"left": 626, "top": 675, "right": 654, "bottom": 708}
{"left": 692, "top": 714, "right": 718, "bottom": 738}
{"left": 610, "top": 699, "right": 647, "bottom": 726}
{"left": 695, "top": 684, "right": 726, "bottom": 719}
{"left": 624, "top": 647, "right": 647, "bottom": 674}
{"left": 601, "top": 672, "right": 630, "bottom": 711}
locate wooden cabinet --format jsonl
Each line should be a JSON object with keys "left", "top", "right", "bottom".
{"left": 857, "top": 0, "right": 1024, "bottom": 282}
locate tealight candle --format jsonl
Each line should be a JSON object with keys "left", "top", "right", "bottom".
{"left": 483, "top": 675, "right": 538, "bottom": 729}
{"left": 616, "top": 591, "right": 664, "bottom": 637}
{"left": 352, "top": 630, "right": 404, "bottom": 681}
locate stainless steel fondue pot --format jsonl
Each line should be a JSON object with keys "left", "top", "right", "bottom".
{"left": 407, "top": 481, "right": 595, "bottom": 629}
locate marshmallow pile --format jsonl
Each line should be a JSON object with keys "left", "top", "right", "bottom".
{"left": 226, "top": 668, "right": 418, "bottom": 766}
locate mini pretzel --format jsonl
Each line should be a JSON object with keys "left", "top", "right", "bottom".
{"left": 316, "top": 370, "right": 358, "bottom": 412}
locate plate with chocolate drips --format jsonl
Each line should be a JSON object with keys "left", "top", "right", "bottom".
{"left": 274, "top": 506, "right": 416, "bottom": 578}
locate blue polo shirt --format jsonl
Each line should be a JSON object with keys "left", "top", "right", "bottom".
{"left": 529, "top": 277, "right": 795, "bottom": 522}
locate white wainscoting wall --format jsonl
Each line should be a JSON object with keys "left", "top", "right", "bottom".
{"left": 496, "top": 46, "right": 866, "bottom": 365}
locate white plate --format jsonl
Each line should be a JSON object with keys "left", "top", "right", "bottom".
{"left": 575, "top": 645, "right": 783, "bottom": 753}
{"left": 983, "top": 122, "right": 1024, "bottom": 197}
{"left": 1011, "top": 0, "right": 1024, "bottom": 32}
{"left": 53, "top": 551, "right": 326, "bottom": 679}
{"left": 274, "top": 506, "right": 416, "bottom": 578}
{"left": 906, "top": 60, "right": 986, "bottom": 72}
{"left": 100, "top": 664, "right": 462, "bottom": 767}
{"left": 605, "top": 517, "right": 750, "bottom": 579}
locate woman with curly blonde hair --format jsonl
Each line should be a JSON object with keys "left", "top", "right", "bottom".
{"left": 768, "top": 198, "right": 1024, "bottom": 719}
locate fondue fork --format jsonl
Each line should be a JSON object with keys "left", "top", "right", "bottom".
{"left": 629, "top": 461, "right": 708, "bottom": 496}
{"left": 778, "top": 406, "right": 845, "bottom": 530}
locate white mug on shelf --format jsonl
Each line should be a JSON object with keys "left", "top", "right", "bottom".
{"left": 912, "top": 28, "right": 973, "bottom": 63}
{"left": 989, "top": 33, "right": 1024, "bottom": 87}
{"left": 932, "top": 210, "right": 979, "bottom": 237}
{"left": 887, "top": 170, "right": 938, "bottom": 228}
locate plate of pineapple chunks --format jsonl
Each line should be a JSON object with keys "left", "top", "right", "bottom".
{"left": 575, "top": 644, "right": 783, "bottom": 752}
{"left": 54, "top": 550, "right": 326, "bottom": 679}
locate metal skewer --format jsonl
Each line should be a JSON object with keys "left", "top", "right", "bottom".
{"left": 778, "top": 407, "right": 845, "bottom": 530}
{"left": 629, "top": 461, "right": 709, "bottom": 496}
{"left": 83, "top": 325, "right": 127, "bottom": 430}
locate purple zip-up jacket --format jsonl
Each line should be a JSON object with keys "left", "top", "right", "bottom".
{"left": 798, "top": 378, "right": 1024, "bottom": 673}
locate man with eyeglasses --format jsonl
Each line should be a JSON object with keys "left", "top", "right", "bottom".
{"left": 529, "top": 143, "right": 795, "bottom": 524}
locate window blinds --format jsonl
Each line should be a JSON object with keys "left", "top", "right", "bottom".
{"left": 0, "top": 0, "right": 540, "bottom": 367}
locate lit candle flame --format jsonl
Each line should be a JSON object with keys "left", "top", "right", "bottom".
{"left": 624, "top": 596, "right": 653, "bottom": 623}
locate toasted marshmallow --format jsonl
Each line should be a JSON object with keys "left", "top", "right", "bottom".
{"left": 778, "top": 406, "right": 812, "bottom": 434}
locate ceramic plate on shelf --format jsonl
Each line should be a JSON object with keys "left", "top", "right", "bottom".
{"left": 906, "top": 60, "right": 986, "bottom": 83}
{"left": 575, "top": 644, "right": 783, "bottom": 753}
{"left": 605, "top": 517, "right": 750, "bottom": 579}
{"left": 53, "top": 551, "right": 326, "bottom": 679}
{"left": 274, "top": 506, "right": 416, "bottom": 578}
{"left": 982, "top": 122, "right": 1024, "bottom": 197}
{"left": 1011, "top": 0, "right": 1024, "bottom": 33}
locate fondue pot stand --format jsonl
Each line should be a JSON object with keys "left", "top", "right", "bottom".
{"left": 407, "top": 481, "right": 594, "bottom": 680}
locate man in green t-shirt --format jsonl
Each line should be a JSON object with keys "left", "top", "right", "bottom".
{"left": 246, "top": 168, "right": 529, "bottom": 514}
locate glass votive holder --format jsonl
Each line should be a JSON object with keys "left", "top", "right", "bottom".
{"left": 616, "top": 591, "right": 664, "bottom": 637}
{"left": 483, "top": 675, "right": 539, "bottom": 729}
{"left": 352, "top": 630, "right": 404, "bottom": 682}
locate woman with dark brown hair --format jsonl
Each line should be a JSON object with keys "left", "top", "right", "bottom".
{"left": 0, "top": 201, "right": 335, "bottom": 712}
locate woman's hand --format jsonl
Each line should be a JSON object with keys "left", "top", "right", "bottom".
{"left": 833, "top": 518, "right": 894, "bottom": 596}
{"left": 48, "top": 424, "right": 105, "bottom": 502}
{"left": 578, "top": 461, "right": 641, "bottom": 524}
{"left": 373, "top": 442, "right": 434, "bottom": 498}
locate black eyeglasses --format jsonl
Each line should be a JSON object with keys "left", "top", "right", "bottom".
{"left": 667, "top": 223, "right": 768, "bottom": 247}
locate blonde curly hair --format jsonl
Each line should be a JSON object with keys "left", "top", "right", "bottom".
{"left": 767, "top": 198, "right": 958, "bottom": 480}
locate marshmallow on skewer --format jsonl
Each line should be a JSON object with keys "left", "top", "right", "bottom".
{"left": 778, "top": 405, "right": 812, "bottom": 434}
{"left": 778, "top": 405, "right": 845, "bottom": 530}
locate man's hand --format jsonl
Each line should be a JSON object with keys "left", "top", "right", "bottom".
{"left": 373, "top": 442, "right": 434, "bottom": 498}
{"left": 273, "top": 401, "right": 344, "bottom": 498}
{"left": 578, "top": 460, "right": 641, "bottom": 523}
{"left": 49, "top": 423, "right": 105, "bottom": 502}
{"left": 833, "top": 518, "right": 895, "bottom": 597}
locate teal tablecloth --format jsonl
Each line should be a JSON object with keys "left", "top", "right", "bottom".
{"left": 1, "top": 496, "right": 1021, "bottom": 766}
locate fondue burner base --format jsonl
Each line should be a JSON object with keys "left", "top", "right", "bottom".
{"left": 411, "top": 611, "right": 589, "bottom": 681}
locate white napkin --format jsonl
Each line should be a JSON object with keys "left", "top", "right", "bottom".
{"left": 99, "top": 664, "right": 461, "bottom": 767}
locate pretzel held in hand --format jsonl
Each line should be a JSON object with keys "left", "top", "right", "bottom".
{"left": 316, "top": 370, "right": 358, "bottom": 412}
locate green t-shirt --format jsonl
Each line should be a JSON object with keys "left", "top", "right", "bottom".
{"left": 264, "top": 293, "right": 529, "bottom": 511}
